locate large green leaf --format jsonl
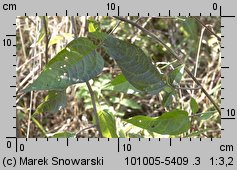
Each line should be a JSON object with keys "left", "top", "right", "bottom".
{"left": 126, "top": 109, "right": 190, "bottom": 135}
{"left": 24, "top": 38, "right": 104, "bottom": 92}
{"left": 102, "top": 36, "right": 167, "bottom": 94}
{"left": 98, "top": 110, "right": 118, "bottom": 138}
{"left": 33, "top": 90, "right": 67, "bottom": 116}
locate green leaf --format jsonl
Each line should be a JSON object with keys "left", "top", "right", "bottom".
{"left": 118, "top": 129, "right": 126, "bottom": 138}
{"left": 110, "top": 97, "right": 141, "bottom": 110}
{"left": 49, "top": 35, "right": 64, "bottom": 46}
{"left": 180, "top": 18, "right": 198, "bottom": 54}
{"left": 104, "top": 74, "right": 141, "bottom": 94}
{"left": 120, "top": 98, "right": 141, "bottom": 110}
{"left": 88, "top": 31, "right": 108, "bottom": 41}
{"left": 33, "top": 90, "right": 66, "bottom": 116}
{"left": 36, "top": 17, "right": 47, "bottom": 44}
{"left": 32, "top": 117, "right": 47, "bottom": 137}
{"left": 181, "top": 18, "right": 198, "bottom": 41}
{"left": 103, "top": 35, "right": 167, "bottom": 94}
{"left": 190, "top": 97, "right": 199, "bottom": 113}
{"left": 184, "top": 128, "right": 212, "bottom": 138}
{"left": 168, "top": 64, "right": 185, "bottom": 86}
{"left": 98, "top": 110, "right": 118, "bottom": 138}
{"left": 199, "top": 111, "right": 217, "bottom": 120}
{"left": 36, "top": 27, "right": 45, "bottom": 44}
{"left": 24, "top": 38, "right": 104, "bottom": 92}
{"left": 162, "top": 91, "right": 176, "bottom": 107}
{"left": 88, "top": 19, "right": 100, "bottom": 33}
{"left": 47, "top": 131, "right": 76, "bottom": 138}
{"left": 126, "top": 109, "right": 190, "bottom": 135}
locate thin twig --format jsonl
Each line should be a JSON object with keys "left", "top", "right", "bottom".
{"left": 43, "top": 16, "right": 49, "bottom": 64}
{"left": 175, "top": 85, "right": 202, "bottom": 90}
{"left": 26, "top": 16, "right": 36, "bottom": 26}
{"left": 26, "top": 92, "right": 33, "bottom": 138}
{"left": 18, "top": 25, "right": 27, "bottom": 60}
{"left": 76, "top": 125, "right": 96, "bottom": 137}
{"left": 71, "top": 16, "right": 102, "bottom": 137}
{"left": 192, "top": 17, "right": 221, "bottom": 41}
{"left": 109, "top": 20, "right": 122, "bottom": 35}
{"left": 71, "top": 16, "right": 77, "bottom": 38}
{"left": 113, "top": 16, "right": 221, "bottom": 115}
{"left": 192, "top": 27, "right": 206, "bottom": 94}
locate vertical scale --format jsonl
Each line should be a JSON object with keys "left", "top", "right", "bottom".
{"left": 1, "top": 1, "right": 22, "bottom": 156}
{"left": 218, "top": 2, "right": 236, "bottom": 135}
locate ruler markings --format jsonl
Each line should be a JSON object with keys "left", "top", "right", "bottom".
{"left": 117, "top": 138, "right": 120, "bottom": 152}
{"left": 2, "top": 2, "right": 236, "bottom": 170}
{"left": 118, "top": 5, "right": 120, "bottom": 16}
{"left": 221, "top": 117, "right": 235, "bottom": 120}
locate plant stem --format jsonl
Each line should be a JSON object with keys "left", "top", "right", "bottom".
{"left": 113, "top": 16, "right": 221, "bottom": 115}
{"left": 86, "top": 82, "right": 102, "bottom": 137}
{"left": 26, "top": 91, "right": 33, "bottom": 138}
{"left": 43, "top": 16, "right": 49, "bottom": 64}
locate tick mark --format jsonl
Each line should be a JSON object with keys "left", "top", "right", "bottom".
{"left": 221, "top": 117, "right": 235, "bottom": 120}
